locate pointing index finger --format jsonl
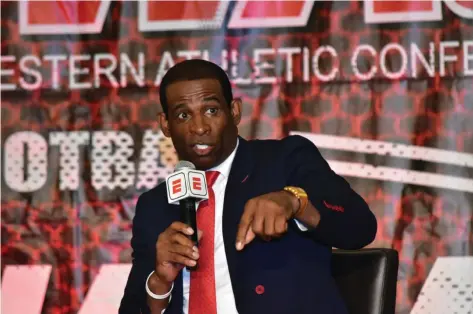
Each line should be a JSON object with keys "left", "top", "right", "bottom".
{"left": 236, "top": 201, "right": 255, "bottom": 251}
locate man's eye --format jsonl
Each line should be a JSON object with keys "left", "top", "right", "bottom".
{"left": 206, "top": 108, "right": 218, "bottom": 115}
{"left": 177, "top": 112, "right": 189, "bottom": 120}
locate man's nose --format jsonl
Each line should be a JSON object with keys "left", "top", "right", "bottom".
{"left": 190, "top": 115, "right": 210, "bottom": 135}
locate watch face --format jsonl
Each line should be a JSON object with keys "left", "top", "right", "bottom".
{"left": 285, "top": 186, "right": 307, "bottom": 198}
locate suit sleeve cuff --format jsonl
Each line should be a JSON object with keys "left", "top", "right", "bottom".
{"left": 308, "top": 208, "right": 333, "bottom": 240}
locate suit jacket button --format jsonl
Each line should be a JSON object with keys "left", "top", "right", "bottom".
{"left": 255, "top": 285, "right": 265, "bottom": 295}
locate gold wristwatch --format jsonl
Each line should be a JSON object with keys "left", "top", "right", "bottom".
{"left": 284, "top": 186, "right": 308, "bottom": 216}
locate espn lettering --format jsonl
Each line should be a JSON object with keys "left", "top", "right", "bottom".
{"left": 139, "top": 1, "right": 230, "bottom": 31}
{"left": 20, "top": 0, "right": 471, "bottom": 35}
{"left": 192, "top": 177, "right": 202, "bottom": 191}
{"left": 166, "top": 170, "right": 208, "bottom": 204}
{"left": 227, "top": 0, "right": 314, "bottom": 29}
{"left": 167, "top": 172, "right": 187, "bottom": 202}
{"left": 172, "top": 178, "right": 182, "bottom": 194}
{"left": 364, "top": 0, "right": 473, "bottom": 23}
{"left": 19, "top": 0, "right": 312, "bottom": 34}
{"left": 19, "top": 0, "right": 112, "bottom": 34}
{"left": 188, "top": 171, "right": 207, "bottom": 196}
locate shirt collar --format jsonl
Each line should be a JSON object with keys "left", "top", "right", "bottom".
{"left": 208, "top": 137, "right": 239, "bottom": 179}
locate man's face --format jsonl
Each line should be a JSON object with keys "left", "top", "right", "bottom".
{"left": 159, "top": 78, "right": 241, "bottom": 170}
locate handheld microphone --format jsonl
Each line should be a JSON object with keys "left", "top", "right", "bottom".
{"left": 165, "top": 161, "right": 209, "bottom": 270}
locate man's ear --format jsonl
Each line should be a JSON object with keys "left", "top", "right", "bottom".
{"left": 158, "top": 112, "right": 171, "bottom": 137}
{"left": 230, "top": 98, "right": 242, "bottom": 126}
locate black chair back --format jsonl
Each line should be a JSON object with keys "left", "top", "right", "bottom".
{"left": 331, "top": 248, "right": 399, "bottom": 314}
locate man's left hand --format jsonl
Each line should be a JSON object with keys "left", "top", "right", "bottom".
{"left": 235, "top": 191, "right": 299, "bottom": 251}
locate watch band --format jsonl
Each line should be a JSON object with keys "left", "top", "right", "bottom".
{"left": 284, "top": 186, "right": 308, "bottom": 216}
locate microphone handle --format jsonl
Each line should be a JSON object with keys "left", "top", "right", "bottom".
{"left": 180, "top": 198, "right": 198, "bottom": 271}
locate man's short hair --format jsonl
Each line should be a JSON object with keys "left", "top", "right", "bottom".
{"left": 159, "top": 59, "right": 233, "bottom": 115}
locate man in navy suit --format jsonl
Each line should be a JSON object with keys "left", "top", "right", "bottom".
{"left": 119, "top": 59, "right": 377, "bottom": 314}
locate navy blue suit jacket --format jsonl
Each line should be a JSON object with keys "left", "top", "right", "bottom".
{"left": 119, "top": 135, "right": 377, "bottom": 314}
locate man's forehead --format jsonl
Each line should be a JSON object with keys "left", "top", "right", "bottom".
{"left": 166, "top": 78, "right": 224, "bottom": 104}
{"left": 167, "top": 78, "right": 222, "bottom": 92}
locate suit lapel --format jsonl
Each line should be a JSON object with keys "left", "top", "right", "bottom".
{"left": 222, "top": 137, "right": 255, "bottom": 307}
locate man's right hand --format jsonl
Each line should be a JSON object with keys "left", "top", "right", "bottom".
{"left": 154, "top": 221, "right": 202, "bottom": 284}
{"left": 147, "top": 222, "right": 201, "bottom": 312}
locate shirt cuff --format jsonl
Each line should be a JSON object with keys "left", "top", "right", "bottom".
{"left": 294, "top": 219, "right": 309, "bottom": 231}
{"left": 161, "top": 297, "right": 171, "bottom": 314}
{"left": 160, "top": 294, "right": 172, "bottom": 314}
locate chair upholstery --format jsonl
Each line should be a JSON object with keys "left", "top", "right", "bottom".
{"left": 331, "top": 248, "right": 399, "bottom": 314}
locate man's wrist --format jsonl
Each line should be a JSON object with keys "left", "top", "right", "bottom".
{"left": 290, "top": 193, "right": 301, "bottom": 216}
{"left": 283, "top": 186, "right": 308, "bottom": 218}
{"left": 148, "top": 271, "right": 173, "bottom": 296}
{"left": 282, "top": 190, "right": 300, "bottom": 216}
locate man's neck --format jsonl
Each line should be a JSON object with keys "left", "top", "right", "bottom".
{"left": 207, "top": 137, "right": 239, "bottom": 176}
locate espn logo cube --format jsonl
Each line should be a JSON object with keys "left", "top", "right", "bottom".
{"left": 166, "top": 169, "right": 208, "bottom": 204}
